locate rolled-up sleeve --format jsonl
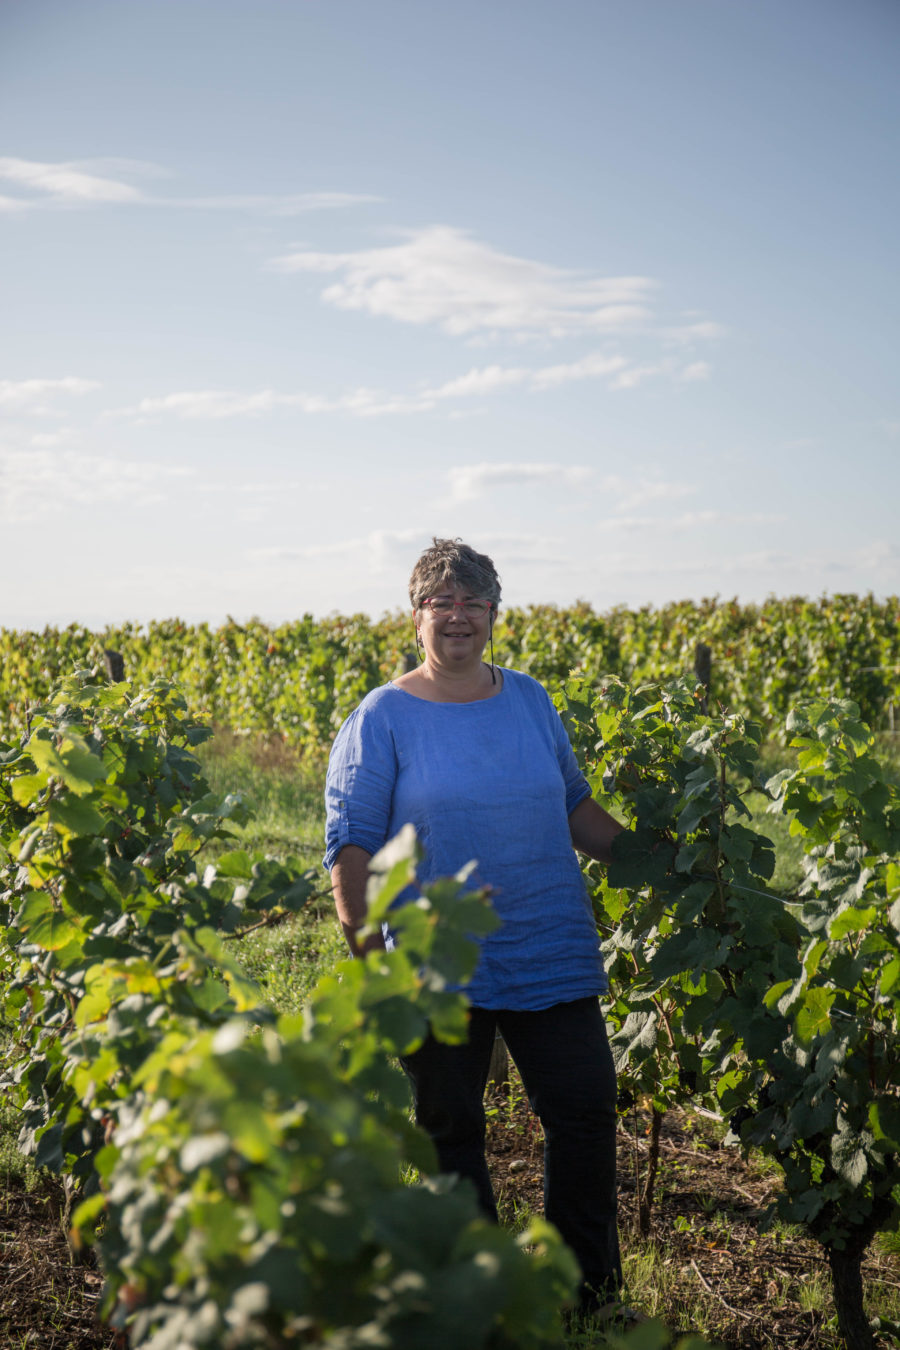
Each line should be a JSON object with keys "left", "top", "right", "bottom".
{"left": 323, "top": 701, "right": 398, "bottom": 870}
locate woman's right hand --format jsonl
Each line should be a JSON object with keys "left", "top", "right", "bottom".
{"left": 330, "top": 844, "right": 386, "bottom": 957}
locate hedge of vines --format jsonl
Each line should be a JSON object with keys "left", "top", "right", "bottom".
{"left": 557, "top": 676, "right": 900, "bottom": 1350}
{"left": 2, "top": 594, "right": 898, "bottom": 752}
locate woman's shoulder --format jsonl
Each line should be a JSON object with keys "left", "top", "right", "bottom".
{"left": 502, "top": 667, "right": 553, "bottom": 700}
{"left": 501, "top": 668, "right": 564, "bottom": 722}
{"left": 330, "top": 683, "right": 404, "bottom": 761}
{"left": 345, "top": 681, "right": 404, "bottom": 722}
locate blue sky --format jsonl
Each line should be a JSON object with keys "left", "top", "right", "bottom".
{"left": 2, "top": 0, "right": 898, "bottom": 626}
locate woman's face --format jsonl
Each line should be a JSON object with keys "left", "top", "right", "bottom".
{"left": 415, "top": 583, "right": 494, "bottom": 672}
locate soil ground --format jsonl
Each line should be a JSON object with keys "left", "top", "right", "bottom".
{"left": 486, "top": 1078, "right": 900, "bottom": 1348}
{"left": 3, "top": 1087, "right": 899, "bottom": 1349}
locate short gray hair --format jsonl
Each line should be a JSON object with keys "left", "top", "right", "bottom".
{"left": 408, "top": 538, "right": 502, "bottom": 612}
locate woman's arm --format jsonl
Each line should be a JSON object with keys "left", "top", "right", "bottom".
{"left": 330, "top": 843, "right": 387, "bottom": 957}
{"left": 568, "top": 796, "right": 625, "bottom": 866}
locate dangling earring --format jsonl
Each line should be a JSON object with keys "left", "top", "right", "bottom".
{"left": 415, "top": 627, "right": 424, "bottom": 662}
{"left": 489, "top": 613, "right": 496, "bottom": 685}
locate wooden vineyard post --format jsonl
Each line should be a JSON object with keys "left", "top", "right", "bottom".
{"left": 694, "top": 642, "right": 711, "bottom": 714}
{"left": 103, "top": 649, "right": 125, "bottom": 682}
{"left": 487, "top": 1032, "right": 509, "bottom": 1089}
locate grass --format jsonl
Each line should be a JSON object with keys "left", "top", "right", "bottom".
{"left": 237, "top": 911, "right": 346, "bottom": 1014}
{"left": 619, "top": 1234, "right": 709, "bottom": 1332}
{"left": 196, "top": 731, "right": 346, "bottom": 1011}
{"left": 0, "top": 1096, "right": 41, "bottom": 1191}
{"left": 197, "top": 729, "right": 326, "bottom": 865}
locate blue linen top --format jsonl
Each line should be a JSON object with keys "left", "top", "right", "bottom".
{"left": 323, "top": 667, "right": 607, "bottom": 1010}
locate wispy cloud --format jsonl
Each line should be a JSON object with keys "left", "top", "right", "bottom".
{"left": 167, "top": 191, "right": 381, "bottom": 214}
{"left": 0, "top": 447, "right": 193, "bottom": 524}
{"left": 0, "top": 377, "right": 101, "bottom": 414}
{"left": 852, "top": 538, "right": 900, "bottom": 572}
{"left": 106, "top": 386, "right": 434, "bottom": 421}
{"left": 247, "top": 528, "right": 427, "bottom": 566}
{"left": 529, "top": 353, "right": 630, "bottom": 390}
{"left": 679, "top": 361, "right": 712, "bottom": 382}
{"left": 449, "top": 462, "right": 593, "bottom": 502}
{"left": 425, "top": 352, "right": 632, "bottom": 399}
{"left": 114, "top": 390, "right": 311, "bottom": 419}
{"left": 608, "top": 363, "right": 666, "bottom": 390}
{"left": 30, "top": 427, "right": 79, "bottom": 448}
{"left": 272, "top": 225, "right": 657, "bottom": 340}
{"left": 0, "top": 157, "right": 378, "bottom": 215}
{"left": 598, "top": 509, "right": 785, "bottom": 531}
{"left": 663, "top": 321, "right": 725, "bottom": 344}
{"left": 597, "top": 475, "right": 697, "bottom": 515}
{"left": 572, "top": 547, "right": 797, "bottom": 583}
{"left": 0, "top": 157, "right": 143, "bottom": 206}
{"left": 426, "top": 365, "right": 531, "bottom": 399}
{"left": 443, "top": 464, "right": 706, "bottom": 513}
{"left": 246, "top": 529, "right": 571, "bottom": 584}
{"left": 108, "top": 347, "right": 702, "bottom": 426}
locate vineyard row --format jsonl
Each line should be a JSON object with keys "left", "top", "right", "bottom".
{"left": 3, "top": 592, "right": 899, "bottom": 750}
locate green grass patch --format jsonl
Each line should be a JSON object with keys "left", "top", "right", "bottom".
{"left": 197, "top": 730, "right": 326, "bottom": 867}
{"left": 197, "top": 732, "right": 344, "bottom": 1011}
{"left": 0, "top": 1094, "right": 41, "bottom": 1190}
{"left": 236, "top": 911, "right": 346, "bottom": 1015}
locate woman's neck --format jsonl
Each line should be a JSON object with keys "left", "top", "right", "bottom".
{"left": 395, "top": 659, "right": 501, "bottom": 703}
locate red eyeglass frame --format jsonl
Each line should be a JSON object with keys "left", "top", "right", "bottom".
{"left": 421, "top": 597, "right": 494, "bottom": 615}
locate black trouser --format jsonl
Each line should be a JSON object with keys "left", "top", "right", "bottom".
{"left": 400, "top": 996, "right": 622, "bottom": 1306}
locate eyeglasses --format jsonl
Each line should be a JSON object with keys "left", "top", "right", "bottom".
{"left": 421, "top": 597, "right": 493, "bottom": 617}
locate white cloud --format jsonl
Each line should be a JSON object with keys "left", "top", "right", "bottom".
{"left": 30, "top": 427, "right": 79, "bottom": 448}
{"left": 529, "top": 353, "right": 629, "bottom": 390}
{"left": 448, "top": 463, "right": 593, "bottom": 502}
{"left": 425, "top": 352, "right": 631, "bottom": 400}
{"left": 0, "top": 377, "right": 101, "bottom": 411}
{"left": 852, "top": 538, "right": 900, "bottom": 572}
{"left": 597, "top": 475, "right": 697, "bottom": 515}
{"left": 0, "top": 447, "right": 193, "bottom": 525}
{"left": 680, "top": 361, "right": 712, "bottom": 382}
{"left": 664, "top": 320, "right": 726, "bottom": 344}
{"left": 426, "top": 365, "right": 531, "bottom": 399}
{"left": 0, "top": 156, "right": 144, "bottom": 205}
{"left": 590, "top": 540, "right": 899, "bottom": 590}
{"left": 272, "top": 225, "right": 657, "bottom": 339}
{"left": 163, "top": 191, "right": 381, "bottom": 214}
{"left": 568, "top": 548, "right": 795, "bottom": 583}
{"left": 608, "top": 363, "right": 664, "bottom": 390}
{"left": 108, "top": 386, "right": 435, "bottom": 421}
{"left": 120, "top": 390, "right": 293, "bottom": 419}
{"left": 344, "top": 391, "right": 435, "bottom": 417}
{"left": 247, "top": 529, "right": 573, "bottom": 584}
{"left": 0, "top": 157, "right": 378, "bottom": 214}
{"left": 110, "top": 346, "right": 696, "bottom": 427}
{"left": 598, "top": 509, "right": 785, "bottom": 532}
{"left": 445, "top": 466, "right": 706, "bottom": 515}
{"left": 247, "top": 527, "right": 428, "bottom": 566}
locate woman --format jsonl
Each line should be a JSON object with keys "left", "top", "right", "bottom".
{"left": 324, "top": 538, "right": 625, "bottom": 1316}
